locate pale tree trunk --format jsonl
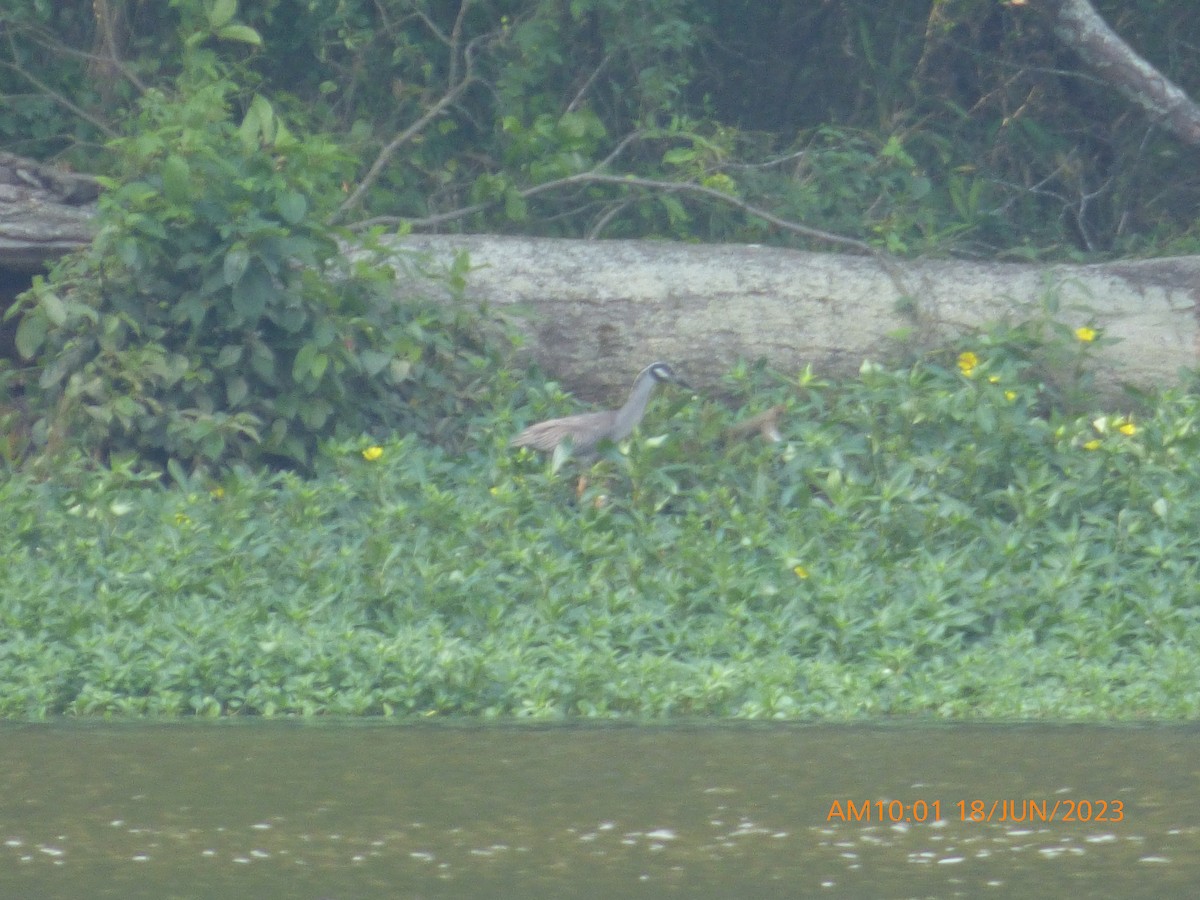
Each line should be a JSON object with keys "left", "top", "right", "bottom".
{"left": 389, "top": 234, "right": 1200, "bottom": 401}
{"left": 1042, "top": 0, "right": 1200, "bottom": 145}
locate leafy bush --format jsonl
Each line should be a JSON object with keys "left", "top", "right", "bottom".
{"left": 8, "top": 51, "right": 506, "bottom": 474}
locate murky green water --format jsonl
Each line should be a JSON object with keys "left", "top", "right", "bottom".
{"left": 1, "top": 721, "right": 1196, "bottom": 898}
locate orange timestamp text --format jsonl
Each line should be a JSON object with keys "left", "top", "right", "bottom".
{"left": 826, "top": 798, "right": 1125, "bottom": 824}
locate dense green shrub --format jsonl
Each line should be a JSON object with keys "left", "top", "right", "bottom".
{"left": 7, "top": 47, "right": 506, "bottom": 474}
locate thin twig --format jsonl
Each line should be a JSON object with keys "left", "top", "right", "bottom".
{"left": 343, "top": 113, "right": 880, "bottom": 257}
{"left": 566, "top": 53, "right": 611, "bottom": 114}
{"left": 26, "top": 14, "right": 149, "bottom": 97}
{"left": 535, "top": 173, "right": 877, "bottom": 253}
{"left": 352, "top": 201, "right": 490, "bottom": 231}
{"left": 351, "top": 168, "right": 876, "bottom": 255}
{"left": 595, "top": 129, "right": 644, "bottom": 170}
{"left": 330, "top": 74, "right": 475, "bottom": 224}
{"left": 446, "top": 0, "right": 471, "bottom": 90}
{"left": 720, "top": 149, "right": 812, "bottom": 172}
{"left": 587, "top": 198, "right": 634, "bottom": 238}
{"left": 331, "top": 27, "right": 496, "bottom": 224}
{"left": 350, "top": 170, "right": 878, "bottom": 255}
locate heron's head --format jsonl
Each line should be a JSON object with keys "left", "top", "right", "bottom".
{"left": 645, "top": 362, "right": 692, "bottom": 390}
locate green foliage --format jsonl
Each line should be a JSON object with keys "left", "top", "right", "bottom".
{"left": 3, "top": 344, "right": 1200, "bottom": 719}
{"left": 8, "top": 0, "right": 1200, "bottom": 253}
{"left": 7, "top": 51, "right": 506, "bottom": 473}
{"left": 689, "top": 0, "right": 1200, "bottom": 255}
{"left": 493, "top": 0, "right": 700, "bottom": 122}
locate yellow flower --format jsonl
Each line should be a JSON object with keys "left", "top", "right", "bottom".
{"left": 1083, "top": 439, "right": 1102, "bottom": 451}
{"left": 1004, "top": 390, "right": 1017, "bottom": 402}
{"left": 793, "top": 565, "right": 810, "bottom": 579}
{"left": 362, "top": 446, "right": 383, "bottom": 461}
{"left": 957, "top": 351, "right": 979, "bottom": 376}
{"left": 1075, "top": 326, "right": 1097, "bottom": 343}
{"left": 1118, "top": 421, "right": 1137, "bottom": 436}
{"left": 988, "top": 375, "right": 1001, "bottom": 384}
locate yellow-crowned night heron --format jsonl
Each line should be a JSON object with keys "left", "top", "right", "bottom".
{"left": 511, "top": 362, "right": 690, "bottom": 457}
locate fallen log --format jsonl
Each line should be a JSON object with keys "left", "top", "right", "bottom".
{"left": 389, "top": 234, "right": 1200, "bottom": 400}
{"left": 0, "top": 153, "right": 98, "bottom": 272}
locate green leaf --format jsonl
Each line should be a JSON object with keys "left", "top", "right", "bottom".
{"left": 238, "top": 95, "right": 275, "bottom": 148}
{"left": 112, "top": 394, "right": 142, "bottom": 423}
{"left": 226, "top": 375, "right": 249, "bottom": 406}
{"left": 217, "top": 24, "right": 262, "bottom": 46}
{"left": 215, "top": 344, "right": 243, "bottom": 368}
{"left": 504, "top": 188, "right": 527, "bottom": 222}
{"left": 173, "top": 295, "right": 209, "bottom": 328}
{"left": 223, "top": 247, "right": 250, "bottom": 286}
{"left": 40, "top": 291, "right": 67, "bottom": 326}
{"left": 209, "top": 0, "right": 238, "bottom": 29}
{"left": 299, "top": 399, "right": 331, "bottom": 429}
{"left": 250, "top": 343, "right": 276, "bottom": 382}
{"left": 198, "top": 269, "right": 227, "bottom": 298}
{"left": 130, "top": 211, "right": 169, "bottom": 240}
{"left": 662, "top": 147, "right": 695, "bottom": 166}
{"left": 293, "top": 342, "right": 318, "bottom": 382}
{"left": 310, "top": 352, "right": 329, "bottom": 381}
{"left": 359, "top": 349, "right": 392, "bottom": 376}
{"left": 273, "top": 304, "right": 307, "bottom": 333}
{"left": 277, "top": 191, "right": 307, "bottom": 225}
{"left": 230, "top": 263, "right": 273, "bottom": 321}
{"left": 312, "top": 317, "right": 336, "bottom": 348}
{"left": 117, "top": 237, "right": 141, "bottom": 268}
{"left": 161, "top": 155, "right": 191, "bottom": 204}
{"left": 271, "top": 118, "right": 298, "bottom": 150}
{"left": 166, "top": 457, "right": 189, "bottom": 488}
{"left": 659, "top": 194, "right": 689, "bottom": 226}
{"left": 200, "top": 430, "right": 226, "bottom": 459}
{"left": 14, "top": 310, "right": 47, "bottom": 359}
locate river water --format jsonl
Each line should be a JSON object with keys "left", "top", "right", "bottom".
{"left": 1, "top": 721, "right": 1196, "bottom": 897}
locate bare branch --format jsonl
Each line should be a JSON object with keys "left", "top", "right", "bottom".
{"left": 595, "top": 130, "right": 644, "bottom": 170}
{"left": 587, "top": 198, "right": 635, "bottom": 238}
{"left": 330, "top": 71, "right": 476, "bottom": 224}
{"left": 344, "top": 110, "right": 873, "bottom": 254}
{"left": 531, "top": 173, "right": 877, "bottom": 253}
{"left": 330, "top": 22, "right": 501, "bottom": 225}
{"left": 566, "top": 53, "right": 611, "bottom": 114}
{"left": 446, "top": 0, "right": 471, "bottom": 90}
{"left": 350, "top": 166, "right": 875, "bottom": 255}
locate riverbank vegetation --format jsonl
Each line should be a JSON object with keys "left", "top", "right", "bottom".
{"left": 4, "top": 334, "right": 1200, "bottom": 719}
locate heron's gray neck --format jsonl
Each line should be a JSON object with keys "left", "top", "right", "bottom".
{"left": 610, "top": 370, "right": 660, "bottom": 442}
